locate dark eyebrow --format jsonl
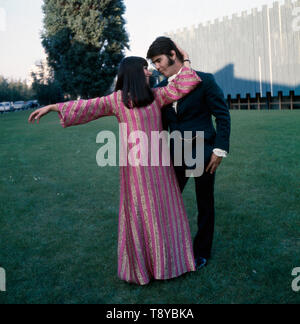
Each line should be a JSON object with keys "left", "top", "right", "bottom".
{"left": 152, "top": 58, "right": 161, "bottom": 64}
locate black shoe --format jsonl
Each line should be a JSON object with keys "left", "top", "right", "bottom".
{"left": 195, "top": 257, "right": 207, "bottom": 270}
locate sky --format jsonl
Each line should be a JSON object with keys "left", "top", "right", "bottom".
{"left": 0, "top": 0, "right": 285, "bottom": 81}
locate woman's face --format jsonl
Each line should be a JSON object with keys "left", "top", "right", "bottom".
{"left": 144, "top": 66, "right": 152, "bottom": 84}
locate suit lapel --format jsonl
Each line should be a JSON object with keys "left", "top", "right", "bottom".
{"left": 176, "top": 98, "right": 185, "bottom": 115}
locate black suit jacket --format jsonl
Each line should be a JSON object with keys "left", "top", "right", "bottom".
{"left": 157, "top": 71, "right": 231, "bottom": 166}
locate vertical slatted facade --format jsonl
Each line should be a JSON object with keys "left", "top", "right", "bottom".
{"left": 165, "top": 0, "right": 300, "bottom": 98}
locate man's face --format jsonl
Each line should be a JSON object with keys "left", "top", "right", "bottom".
{"left": 151, "top": 54, "right": 178, "bottom": 78}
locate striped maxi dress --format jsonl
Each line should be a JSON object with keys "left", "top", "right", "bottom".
{"left": 57, "top": 67, "right": 202, "bottom": 285}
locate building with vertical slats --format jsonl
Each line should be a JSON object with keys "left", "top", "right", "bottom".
{"left": 165, "top": 0, "right": 300, "bottom": 99}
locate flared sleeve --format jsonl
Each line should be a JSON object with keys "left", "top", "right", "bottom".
{"left": 57, "top": 91, "right": 121, "bottom": 128}
{"left": 153, "top": 67, "right": 202, "bottom": 108}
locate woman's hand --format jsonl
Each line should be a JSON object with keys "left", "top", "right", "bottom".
{"left": 174, "top": 42, "right": 189, "bottom": 61}
{"left": 173, "top": 41, "right": 191, "bottom": 68}
{"left": 28, "top": 104, "right": 58, "bottom": 124}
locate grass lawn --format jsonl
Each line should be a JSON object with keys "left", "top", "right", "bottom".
{"left": 0, "top": 109, "right": 299, "bottom": 304}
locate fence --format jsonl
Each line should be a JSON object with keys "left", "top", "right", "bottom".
{"left": 227, "top": 91, "right": 300, "bottom": 110}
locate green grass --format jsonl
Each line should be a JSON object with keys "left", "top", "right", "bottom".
{"left": 0, "top": 109, "right": 299, "bottom": 304}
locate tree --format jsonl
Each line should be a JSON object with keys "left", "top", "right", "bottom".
{"left": 41, "top": 0, "right": 129, "bottom": 99}
{"left": 0, "top": 76, "right": 33, "bottom": 102}
{"left": 31, "top": 60, "right": 64, "bottom": 106}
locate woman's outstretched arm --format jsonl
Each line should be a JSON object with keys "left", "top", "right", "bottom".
{"left": 28, "top": 92, "right": 121, "bottom": 128}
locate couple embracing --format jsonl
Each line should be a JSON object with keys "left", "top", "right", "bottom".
{"left": 28, "top": 37, "right": 231, "bottom": 286}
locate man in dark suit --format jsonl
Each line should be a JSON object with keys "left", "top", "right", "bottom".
{"left": 147, "top": 37, "right": 231, "bottom": 270}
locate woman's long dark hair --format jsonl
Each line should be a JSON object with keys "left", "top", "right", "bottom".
{"left": 115, "top": 57, "right": 155, "bottom": 108}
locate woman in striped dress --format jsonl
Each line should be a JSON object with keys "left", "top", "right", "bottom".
{"left": 28, "top": 50, "right": 202, "bottom": 285}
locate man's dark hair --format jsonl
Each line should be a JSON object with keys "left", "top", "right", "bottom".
{"left": 147, "top": 36, "right": 184, "bottom": 63}
{"left": 115, "top": 56, "right": 155, "bottom": 108}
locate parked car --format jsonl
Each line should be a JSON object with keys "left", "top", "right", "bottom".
{"left": 13, "top": 101, "right": 25, "bottom": 110}
{"left": 26, "top": 100, "right": 40, "bottom": 109}
{"left": 0, "top": 102, "right": 10, "bottom": 111}
{"left": 2, "top": 102, "right": 12, "bottom": 111}
{"left": 33, "top": 100, "right": 39, "bottom": 108}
